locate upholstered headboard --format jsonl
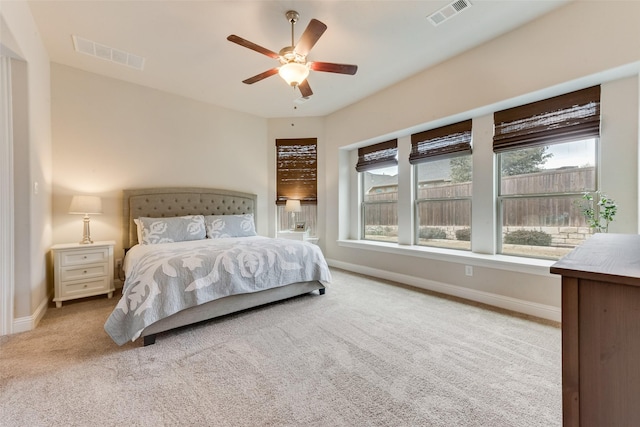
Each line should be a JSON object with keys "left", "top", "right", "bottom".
{"left": 123, "top": 187, "right": 257, "bottom": 248}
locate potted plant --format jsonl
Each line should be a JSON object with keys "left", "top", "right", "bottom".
{"left": 578, "top": 191, "right": 617, "bottom": 233}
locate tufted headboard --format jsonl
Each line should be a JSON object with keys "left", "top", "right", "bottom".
{"left": 123, "top": 187, "right": 257, "bottom": 248}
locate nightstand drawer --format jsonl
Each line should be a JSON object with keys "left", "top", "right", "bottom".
{"left": 60, "top": 263, "right": 108, "bottom": 282}
{"left": 60, "top": 277, "right": 110, "bottom": 297}
{"left": 60, "top": 248, "right": 109, "bottom": 267}
{"left": 277, "top": 231, "right": 310, "bottom": 241}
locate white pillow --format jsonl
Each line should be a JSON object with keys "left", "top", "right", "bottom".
{"left": 133, "top": 218, "right": 143, "bottom": 244}
{"left": 137, "top": 215, "right": 206, "bottom": 244}
{"left": 204, "top": 214, "right": 257, "bottom": 239}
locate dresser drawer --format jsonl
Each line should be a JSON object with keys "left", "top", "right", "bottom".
{"left": 60, "top": 263, "right": 108, "bottom": 282}
{"left": 59, "top": 248, "right": 109, "bottom": 267}
{"left": 60, "top": 277, "right": 110, "bottom": 298}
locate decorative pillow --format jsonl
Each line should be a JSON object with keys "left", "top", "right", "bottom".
{"left": 133, "top": 218, "right": 143, "bottom": 244}
{"left": 204, "top": 214, "right": 257, "bottom": 239}
{"left": 137, "top": 215, "right": 206, "bottom": 244}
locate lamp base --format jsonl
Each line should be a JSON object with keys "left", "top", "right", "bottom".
{"left": 290, "top": 211, "right": 296, "bottom": 231}
{"left": 79, "top": 215, "right": 94, "bottom": 244}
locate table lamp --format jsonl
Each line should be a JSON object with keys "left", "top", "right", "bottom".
{"left": 69, "top": 195, "right": 102, "bottom": 244}
{"left": 284, "top": 199, "right": 301, "bottom": 230}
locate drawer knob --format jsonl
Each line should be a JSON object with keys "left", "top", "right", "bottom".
{"left": 83, "top": 270, "right": 87, "bottom": 274}
{"left": 83, "top": 284, "right": 87, "bottom": 288}
{"left": 83, "top": 256, "right": 87, "bottom": 259}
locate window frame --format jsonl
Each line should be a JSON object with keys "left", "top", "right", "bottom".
{"left": 360, "top": 165, "right": 399, "bottom": 242}
{"left": 493, "top": 86, "right": 601, "bottom": 259}
{"left": 496, "top": 137, "right": 599, "bottom": 258}
{"left": 410, "top": 120, "right": 473, "bottom": 250}
{"left": 275, "top": 138, "right": 318, "bottom": 234}
{"left": 413, "top": 155, "right": 473, "bottom": 250}
{"left": 357, "top": 139, "right": 399, "bottom": 243}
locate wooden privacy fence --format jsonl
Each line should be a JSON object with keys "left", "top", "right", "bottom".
{"left": 364, "top": 167, "right": 595, "bottom": 227}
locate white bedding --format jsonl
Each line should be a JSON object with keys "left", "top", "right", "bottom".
{"left": 105, "top": 236, "right": 331, "bottom": 345}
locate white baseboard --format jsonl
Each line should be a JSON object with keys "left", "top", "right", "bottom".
{"left": 12, "top": 293, "right": 49, "bottom": 334}
{"left": 327, "top": 258, "right": 561, "bottom": 323}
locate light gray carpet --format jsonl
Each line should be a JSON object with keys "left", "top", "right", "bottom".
{"left": 0, "top": 268, "right": 561, "bottom": 426}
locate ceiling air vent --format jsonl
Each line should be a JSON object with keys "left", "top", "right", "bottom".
{"left": 427, "top": 0, "right": 472, "bottom": 27}
{"left": 72, "top": 35, "right": 145, "bottom": 71}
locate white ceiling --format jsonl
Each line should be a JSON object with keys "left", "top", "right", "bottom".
{"left": 27, "top": 0, "right": 569, "bottom": 118}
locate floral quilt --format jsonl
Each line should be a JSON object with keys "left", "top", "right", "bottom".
{"left": 104, "top": 236, "right": 331, "bottom": 345}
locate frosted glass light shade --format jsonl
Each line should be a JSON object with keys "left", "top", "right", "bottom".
{"left": 278, "top": 63, "right": 309, "bottom": 87}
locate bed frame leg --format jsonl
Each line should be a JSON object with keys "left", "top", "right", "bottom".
{"left": 319, "top": 288, "right": 325, "bottom": 295}
{"left": 143, "top": 334, "right": 157, "bottom": 346}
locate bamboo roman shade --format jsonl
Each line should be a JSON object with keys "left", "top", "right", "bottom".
{"left": 355, "top": 139, "right": 398, "bottom": 172}
{"left": 493, "top": 85, "right": 601, "bottom": 152}
{"left": 409, "top": 120, "right": 472, "bottom": 164}
{"left": 276, "top": 138, "right": 317, "bottom": 205}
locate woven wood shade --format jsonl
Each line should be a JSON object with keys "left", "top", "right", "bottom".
{"left": 494, "top": 86, "right": 600, "bottom": 152}
{"left": 410, "top": 120, "right": 472, "bottom": 164}
{"left": 355, "top": 139, "right": 398, "bottom": 172}
{"left": 276, "top": 138, "right": 317, "bottom": 205}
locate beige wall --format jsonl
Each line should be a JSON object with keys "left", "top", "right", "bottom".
{"left": 322, "top": 1, "right": 640, "bottom": 318}
{"left": 1, "top": 2, "right": 52, "bottom": 324}
{"left": 50, "top": 64, "right": 269, "bottom": 267}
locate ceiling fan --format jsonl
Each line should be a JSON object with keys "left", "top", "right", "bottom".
{"left": 227, "top": 10, "right": 358, "bottom": 98}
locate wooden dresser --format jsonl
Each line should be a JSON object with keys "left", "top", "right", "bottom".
{"left": 550, "top": 233, "right": 640, "bottom": 426}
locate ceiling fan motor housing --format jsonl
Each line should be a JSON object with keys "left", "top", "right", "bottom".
{"left": 279, "top": 46, "right": 306, "bottom": 65}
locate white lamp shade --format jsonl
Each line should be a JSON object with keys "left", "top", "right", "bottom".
{"left": 69, "top": 195, "right": 102, "bottom": 214}
{"left": 284, "top": 199, "right": 301, "bottom": 212}
{"left": 278, "top": 63, "right": 309, "bottom": 87}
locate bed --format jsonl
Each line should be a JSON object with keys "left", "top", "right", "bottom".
{"left": 104, "top": 187, "right": 330, "bottom": 346}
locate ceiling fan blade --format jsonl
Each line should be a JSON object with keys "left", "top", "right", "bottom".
{"left": 310, "top": 62, "right": 358, "bottom": 75}
{"left": 298, "top": 80, "right": 313, "bottom": 98}
{"left": 295, "top": 19, "right": 327, "bottom": 56}
{"left": 227, "top": 35, "right": 280, "bottom": 59}
{"left": 242, "top": 68, "right": 279, "bottom": 85}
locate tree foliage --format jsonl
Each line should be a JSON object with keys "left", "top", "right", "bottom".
{"left": 500, "top": 147, "right": 553, "bottom": 176}
{"left": 448, "top": 146, "right": 552, "bottom": 183}
{"left": 450, "top": 156, "right": 472, "bottom": 183}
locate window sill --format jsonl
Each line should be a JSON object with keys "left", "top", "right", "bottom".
{"left": 337, "top": 239, "right": 557, "bottom": 277}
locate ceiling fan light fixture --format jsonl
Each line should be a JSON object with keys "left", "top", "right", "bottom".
{"left": 278, "top": 62, "right": 309, "bottom": 87}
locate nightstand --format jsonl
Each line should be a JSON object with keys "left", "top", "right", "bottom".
{"left": 277, "top": 230, "right": 319, "bottom": 245}
{"left": 51, "top": 240, "right": 115, "bottom": 308}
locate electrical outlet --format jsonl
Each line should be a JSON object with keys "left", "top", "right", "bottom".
{"left": 115, "top": 258, "right": 123, "bottom": 272}
{"left": 465, "top": 265, "right": 473, "bottom": 276}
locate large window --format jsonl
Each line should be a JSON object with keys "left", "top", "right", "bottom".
{"left": 411, "top": 120, "right": 472, "bottom": 250}
{"left": 495, "top": 86, "right": 600, "bottom": 259}
{"left": 276, "top": 138, "right": 317, "bottom": 234}
{"left": 357, "top": 140, "right": 398, "bottom": 242}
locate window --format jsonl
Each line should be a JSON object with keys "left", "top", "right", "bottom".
{"left": 494, "top": 86, "right": 600, "bottom": 259}
{"left": 411, "top": 120, "right": 472, "bottom": 249}
{"left": 357, "top": 140, "right": 398, "bottom": 242}
{"left": 276, "top": 138, "right": 317, "bottom": 234}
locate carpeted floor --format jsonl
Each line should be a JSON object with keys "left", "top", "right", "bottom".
{"left": 0, "top": 268, "right": 561, "bottom": 426}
